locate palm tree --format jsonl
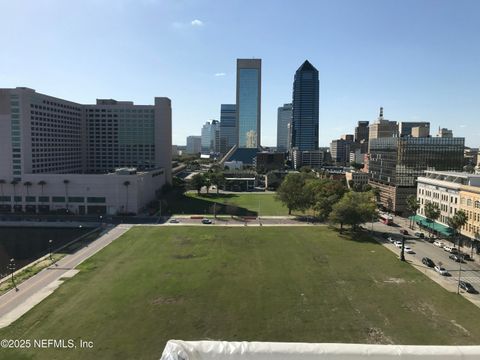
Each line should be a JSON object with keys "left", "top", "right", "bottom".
{"left": 123, "top": 181, "right": 130, "bottom": 214}
{"left": 23, "top": 181, "right": 32, "bottom": 196}
{"left": 63, "top": 179, "right": 70, "bottom": 212}
{"left": 38, "top": 180, "right": 46, "bottom": 195}
{"left": 447, "top": 210, "right": 468, "bottom": 250}
{"left": 424, "top": 202, "right": 441, "bottom": 239}
{"left": 0, "top": 179, "right": 5, "bottom": 198}
{"left": 10, "top": 180, "right": 18, "bottom": 212}
{"left": 406, "top": 195, "right": 420, "bottom": 229}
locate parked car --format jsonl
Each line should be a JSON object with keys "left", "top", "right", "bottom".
{"left": 400, "top": 229, "right": 408, "bottom": 235}
{"left": 382, "top": 233, "right": 389, "bottom": 238}
{"left": 404, "top": 246, "right": 414, "bottom": 254}
{"left": 414, "top": 232, "right": 425, "bottom": 238}
{"left": 459, "top": 281, "right": 477, "bottom": 294}
{"left": 434, "top": 265, "right": 449, "bottom": 276}
{"left": 169, "top": 218, "right": 180, "bottom": 223}
{"left": 394, "top": 241, "right": 403, "bottom": 248}
{"left": 422, "top": 257, "right": 435, "bottom": 267}
{"left": 201, "top": 218, "right": 212, "bottom": 224}
{"left": 462, "top": 254, "right": 473, "bottom": 261}
{"left": 387, "top": 236, "right": 395, "bottom": 243}
{"left": 443, "top": 245, "right": 458, "bottom": 253}
{"left": 449, "top": 254, "right": 463, "bottom": 262}
{"left": 433, "top": 240, "right": 444, "bottom": 248}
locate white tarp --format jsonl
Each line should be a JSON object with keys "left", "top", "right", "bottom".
{"left": 160, "top": 340, "right": 480, "bottom": 360}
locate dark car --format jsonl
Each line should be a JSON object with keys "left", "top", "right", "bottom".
{"left": 462, "top": 253, "right": 473, "bottom": 261}
{"left": 400, "top": 229, "right": 408, "bottom": 235}
{"left": 382, "top": 233, "right": 389, "bottom": 239}
{"left": 449, "top": 254, "right": 463, "bottom": 262}
{"left": 201, "top": 218, "right": 212, "bottom": 224}
{"left": 414, "top": 232, "right": 425, "bottom": 238}
{"left": 459, "top": 281, "right": 477, "bottom": 294}
{"left": 422, "top": 257, "right": 435, "bottom": 268}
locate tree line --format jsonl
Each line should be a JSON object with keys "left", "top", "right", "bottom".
{"left": 276, "top": 172, "right": 377, "bottom": 230}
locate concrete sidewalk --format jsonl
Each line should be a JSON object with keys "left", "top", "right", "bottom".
{"left": 0, "top": 224, "right": 132, "bottom": 328}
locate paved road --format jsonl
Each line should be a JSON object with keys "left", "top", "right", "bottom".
{"left": 370, "top": 218, "right": 480, "bottom": 307}
{"left": 0, "top": 224, "right": 132, "bottom": 328}
{"left": 164, "top": 216, "right": 321, "bottom": 226}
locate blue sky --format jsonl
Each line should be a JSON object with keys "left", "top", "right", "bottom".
{"left": 1, "top": 0, "right": 479, "bottom": 147}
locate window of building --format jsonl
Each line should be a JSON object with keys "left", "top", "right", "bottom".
{"left": 87, "top": 197, "right": 106, "bottom": 203}
{"left": 26, "top": 196, "right": 36, "bottom": 202}
{"left": 68, "top": 197, "right": 84, "bottom": 203}
{"left": 52, "top": 196, "right": 66, "bottom": 202}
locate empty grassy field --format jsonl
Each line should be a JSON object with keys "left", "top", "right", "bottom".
{"left": 169, "top": 192, "right": 292, "bottom": 216}
{"left": 1, "top": 226, "right": 480, "bottom": 360}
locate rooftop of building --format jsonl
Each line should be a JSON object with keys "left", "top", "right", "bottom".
{"left": 420, "top": 171, "right": 480, "bottom": 186}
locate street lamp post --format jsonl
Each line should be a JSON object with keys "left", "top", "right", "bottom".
{"left": 8, "top": 258, "right": 17, "bottom": 291}
{"left": 400, "top": 235, "right": 406, "bottom": 261}
{"left": 48, "top": 239, "right": 53, "bottom": 263}
{"left": 457, "top": 260, "right": 462, "bottom": 294}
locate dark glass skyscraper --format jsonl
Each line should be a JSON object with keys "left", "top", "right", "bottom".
{"left": 291, "top": 60, "right": 319, "bottom": 151}
{"left": 236, "top": 59, "right": 261, "bottom": 148}
{"left": 219, "top": 104, "right": 237, "bottom": 154}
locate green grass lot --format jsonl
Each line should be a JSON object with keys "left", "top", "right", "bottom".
{"left": 2, "top": 226, "right": 480, "bottom": 360}
{"left": 168, "top": 192, "right": 294, "bottom": 216}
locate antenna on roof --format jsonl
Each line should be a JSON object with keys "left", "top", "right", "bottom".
{"left": 379, "top": 107, "right": 384, "bottom": 120}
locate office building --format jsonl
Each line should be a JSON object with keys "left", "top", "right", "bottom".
{"left": 292, "top": 149, "right": 328, "bottom": 170}
{"left": 219, "top": 104, "right": 237, "bottom": 154}
{"left": 201, "top": 120, "right": 220, "bottom": 153}
{"left": 415, "top": 171, "right": 480, "bottom": 248}
{"left": 0, "top": 87, "right": 171, "bottom": 215}
{"left": 256, "top": 152, "right": 285, "bottom": 172}
{"left": 330, "top": 137, "right": 354, "bottom": 165}
{"left": 186, "top": 136, "right": 202, "bottom": 155}
{"left": 399, "top": 122, "right": 430, "bottom": 137}
{"left": 291, "top": 60, "right": 319, "bottom": 152}
{"left": 368, "top": 136, "right": 464, "bottom": 214}
{"left": 276, "top": 103, "right": 292, "bottom": 152}
{"left": 437, "top": 127, "right": 453, "bottom": 138}
{"left": 355, "top": 121, "right": 369, "bottom": 143}
{"left": 368, "top": 108, "right": 398, "bottom": 146}
{"left": 236, "top": 58, "right": 261, "bottom": 148}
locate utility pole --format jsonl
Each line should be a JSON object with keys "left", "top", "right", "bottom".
{"left": 400, "top": 236, "right": 406, "bottom": 261}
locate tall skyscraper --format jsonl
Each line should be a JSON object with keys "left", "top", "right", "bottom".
{"left": 219, "top": 104, "right": 237, "bottom": 154}
{"left": 291, "top": 60, "right": 319, "bottom": 152}
{"left": 236, "top": 59, "right": 261, "bottom": 148}
{"left": 276, "top": 103, "right": 292, "bottom": 152}
{"left": 201, "top": 120, "right": 220, "bottom": 153}
{"left": 201, "top": 121, "right": 212, "bottom": 153}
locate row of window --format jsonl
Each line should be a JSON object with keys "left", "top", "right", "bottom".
{"left": 0, "top": 196, "right": 105, "bottom": 203}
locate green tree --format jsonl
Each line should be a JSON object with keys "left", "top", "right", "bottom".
{"left": 329, "top": 191, "right": 376, "bottom": 231}
{"left": 307, "top": 178, "right": 346, "bottom": 220}
{"left": 446, "top": 210, "right": 467, "bottom": 249}
{"left": 190, "top": 173, "right": 206, "bottom": 195}
{"left": 424, "top": 202, "right": 441, "bottom": 239}
{"left": 406, "top": 195, "right": 420, "bottom": 229}
{"left": 276, "top": 172, "right": 314, "bottom": 215}
{"left": 209, "top": 172, "right": 225, "bottom": 194}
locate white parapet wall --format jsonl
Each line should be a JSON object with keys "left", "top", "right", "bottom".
{"left": 160, "top": 341, "right": 480, "bottom": 360}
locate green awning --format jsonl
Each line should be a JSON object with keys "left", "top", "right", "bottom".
{"left": 409, "top": 214, "right": 454, "bottom": 237}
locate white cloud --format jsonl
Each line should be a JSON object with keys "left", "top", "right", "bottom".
{"left": 214, "top": 72, "right": 226, "bottom": 77}
{"left": 459, "top": 124, "right": 467, "bottom": 128}
{"left": 191, "top": 19, "right": 204, "bottom": 27}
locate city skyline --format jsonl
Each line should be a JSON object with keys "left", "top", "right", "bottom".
{"left": 1, "top": 0, "right": 480, "bottom": 147}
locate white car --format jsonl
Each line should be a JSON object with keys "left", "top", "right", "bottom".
{"left": 394, "top": 241, "right": 403, "bottom": 248}
{"left": 404, "top": 246, "right": 414, "bottom": 254}
{"left": 433, "top": 240, "right": 444, "bottom": 248}
{"left": 443, "top": 245, "right": 454, "bottom": 252}
{"left": 387, "top": 236, "right": 395, "bottom": 243}
{"left": 169, "top": 218, "right": 180, "bottom": 223}
{"left": 434, "top": 265, "right": 449, "bottom": 276}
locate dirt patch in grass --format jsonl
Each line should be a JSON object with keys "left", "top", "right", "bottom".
{"left": 366, "top": 327, "right": 393, "bottom": 344}
{"left": 383, "top": 278, "right": 406, "bottom": 284}
{"left": 151, "top": 296, "right": 184, "bottom": 305}
{"left": 173, "top": 254, "right": 195, "bottom": 260}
